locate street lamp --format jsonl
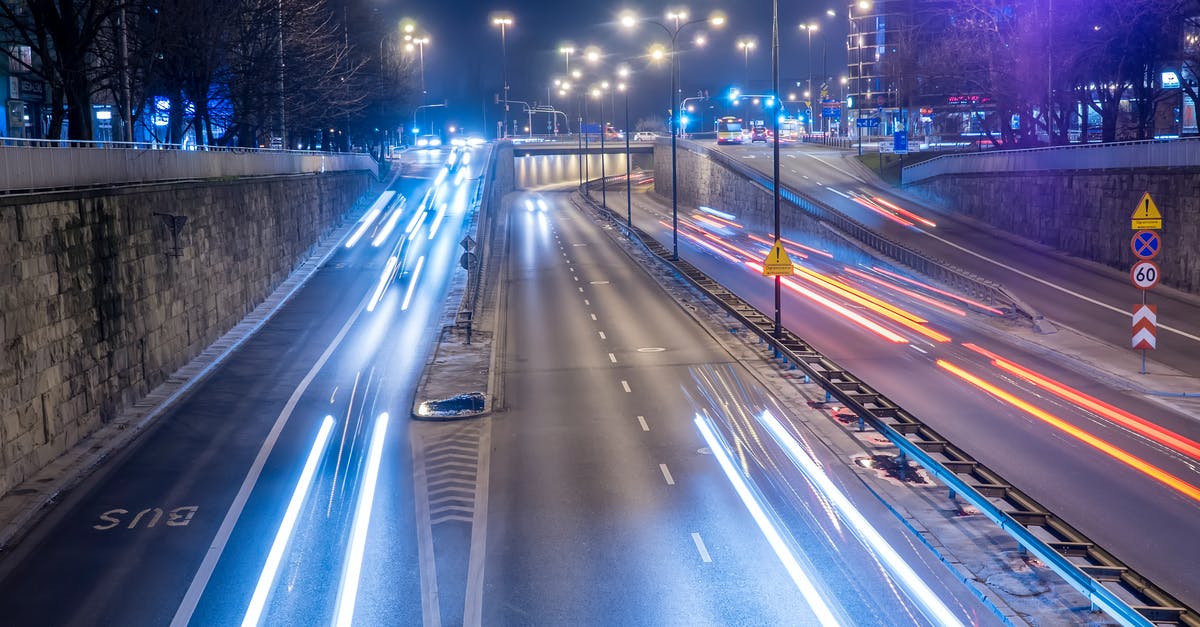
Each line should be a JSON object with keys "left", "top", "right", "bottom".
{"left": 618, "top": 65, "right": 632, "bottom": 228}
{"left": 409, "top": 36, "right": 430, "bottom": 104}
{"left": 592, "top": 84, "right": 608, "bottom": 210}
{"left": 799, "top": 22, "right": 818, "bottom": 135}
{"left": 737, "top": 38, "right": 756, "bottom": 88}
{"left": 621, "top": 7, "right": 725, "bottom": 261}
{"left": 491, "top": 14, "right": 514, "bottom": 138}
{"left": 559, "top": 45, "right": 575, "bottom": 74}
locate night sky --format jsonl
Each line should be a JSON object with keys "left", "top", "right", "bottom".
{"left": 360, "top": 0, "right": 848, "bottom": 135}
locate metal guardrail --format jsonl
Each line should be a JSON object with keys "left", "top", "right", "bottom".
{"left": 458, "top": 143, "right": 502, "bottom": 337}
{"left": 576, "top": 190, "right": 1196, "bottom": 627}
{"left": 0, "top": 140, "right": 377, "bottom": 193}
{"left": 687, "top": 140, "right": 1018, "bottom": 315}
{"left": 902, "top": 135, "right": 1200, "bottom": 185}
{"left": 801, "top": 135, "right": 855, "bottom": 150}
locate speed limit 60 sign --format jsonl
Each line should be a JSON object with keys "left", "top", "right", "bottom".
{"left": 1130, "top": 260, "right": 1161, "bottom": 290}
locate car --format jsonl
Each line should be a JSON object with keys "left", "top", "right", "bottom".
{"left": 416, "top": 134, "right": 442, "bottom": 148}
{"left": 750, "top": 126, "right": 768, "bottom": 142}
{"left": 633, "top": 131, "right": 658, "bottom": 141}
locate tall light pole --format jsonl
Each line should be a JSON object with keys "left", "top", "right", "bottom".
{"left": 492, "top": 15, "right": 513, "bottom": 138}
{"left": 594, "top": 85, "right": 608, "bottom": 210}
{"left": 622, "top": 9, "right": 725, "bottom": 261}
{"left": 560, "top": 45, "right": 575, "bottom": 75}
{"left": 772, "top": 0, "right": 782, "bottom": 339}
{"left": 737, "top": 39, "right": 756, "bottom": 88}
{"left": 799, "top": 22, "right": 818, "bottom": 135}
{"left": 618, "top": 66, "right": 632, "bottom": 228}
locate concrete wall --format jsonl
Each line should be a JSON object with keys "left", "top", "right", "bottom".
{"left": 0, "top": 172, "right": 372, "bottom": 494}
{"left": 906, "top": 170, "right": 1200, "bottom": 293}
{"left": 653, "top": 143, "right": 881, "bottom": 268}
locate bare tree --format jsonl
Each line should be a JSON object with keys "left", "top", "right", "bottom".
{"left": 0, "top": 0, "right": 126, "bottom": 140}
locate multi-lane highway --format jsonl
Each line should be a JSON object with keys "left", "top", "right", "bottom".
{"left": 582, "top": 151, "right": 1200, "bottom": 608}
{"left": 0, "top": 147, "right": 481, "bottom": 625}
{"left": 712, "top": 140, "right": 1200, "bottom": 377}
{"left": 484, "top": 190, "right": 998, "bottom": 624}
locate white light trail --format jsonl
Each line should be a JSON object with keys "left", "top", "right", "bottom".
{"left": 757, "top": 410, "right": 964, "bottom": 627}
{"left": 366, "top": 256, "right": 398, "bottom": 312}
{"left": 692, "top": 414, "right": 842, "bottom": 627}
{"left": 333, "top": 412, "right": 390, "bottom": 627}
{"left": 242, "top": 416, "right": 334, "bottom": 627}
{"left": 428, "top": 204, "right": 447, "bottom": 240}
{"left": 371, "top": 197, "right": 408, "bottom": 247}
{"left": 401, "top": 255, "right": 425, "bottom": 311}
{"left": 344, "top": 191, "right": 395, "bottom": 248}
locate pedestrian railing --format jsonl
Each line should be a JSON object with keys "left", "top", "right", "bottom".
{"left": 0, "top": 137, "right": 378, "bottom": 193}
{"left": 902, "top": 136, "right": 1200, "bottom": 184}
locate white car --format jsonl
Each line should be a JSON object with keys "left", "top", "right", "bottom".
{"left": 633, "top": 131, "right": 658, "bottom": 141}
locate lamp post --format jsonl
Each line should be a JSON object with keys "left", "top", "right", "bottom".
{"left": 772, "top": 0, "right": 782, "bottom": 339}
{"left": 618, "top": 66, "right": 632, "bottom": 228}
{"left": 593, "top": 84, "right": 608, "bottom": 209}
{"left": 737, "top": 38, "right": 756, "bottom": 88}
{"left": 560, "top": 45, "right": 575, "bottom": 75}
{"left": 409, "top": 36, "right": 429, "bottom": 104}
{"left": 492, "top": 15, "right": 513, "bottom": 138}
{"left": 799, "top": 22, "right": 818, "bottom": 136}
{"left": 622, "top": 9, "right": 724, "bottom": 261}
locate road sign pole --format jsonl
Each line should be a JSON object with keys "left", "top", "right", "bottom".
{"left": 1141, "top": 290, "right": 1147, "bottom": 375}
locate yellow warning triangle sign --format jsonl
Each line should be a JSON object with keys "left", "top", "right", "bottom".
{"left": 762, "top": 240, "right": 795, "bottom": 276}
{"left": 1130, "top": 192, "right": 1162, "bottom": 230}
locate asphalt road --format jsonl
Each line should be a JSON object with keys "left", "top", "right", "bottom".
{"left": 579, "top": 177, "right": 1200, "bottom": 609}
{"left": 0, "top": 147, "right": 479, "bottom": 625}
{"left": 712, "top": 140, "right": 1200, "bottom": 379}
{"left": 483, "top": 190, "right": 1000, "bottom": 625}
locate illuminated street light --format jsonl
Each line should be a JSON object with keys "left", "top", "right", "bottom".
{"left": 737, "top": 38, "right": 756, "bottom": 86}
{"left": 620, "top": 7, "right": 725, "bottom": 260}
{"left": 560, "top": 45, "right": 575, "bottom": 73}
{"left": 491, "top": 14, "right": 515, "bottom": 138}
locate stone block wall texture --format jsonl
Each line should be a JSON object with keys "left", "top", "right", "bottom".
{"left": 907, "top": 169, "right": 1200, "bottom": 294}
{"left": 0, "top": 172, "right": 371, "bottom": 495}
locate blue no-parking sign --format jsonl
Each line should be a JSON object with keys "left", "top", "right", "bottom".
{"left": 1131, "top": 230, "right": 1161, "bottom": 259}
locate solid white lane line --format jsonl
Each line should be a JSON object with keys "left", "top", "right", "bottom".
{"left": 241, "top": 417, "right": 334, "bottom": 627}
{"left": 637, "top": 416, "right": 649, "bottom": 431}
{"left": 825, "top": 186, "right": 851, "bottom": 199}
{"left": 598, "top": 331, "right": 607, "bottom": 340}
{"left": 590, "top": 313, "right": 597, "bottom": 321}
{"left": 608, "top": 353, "right": 618, "bottom": 363}
{"left": 173, "top": 294, "right": 368, "bottom": 627}
{"left": 659, "top": 463, "right": 676, "bottom": 485}
{"left": 691, "top": 532, "right": 713, "bottom": 563}
{"left": 919, "top": 229, "right": 1200, "bottom": 343}
{"left": 333, "top": 412, "right": 389, "bottom": 627}
{"left": 621, "top": 380, "right": 632, "bottom": 393}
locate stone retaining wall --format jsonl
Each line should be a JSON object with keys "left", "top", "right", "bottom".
{"left": 0, "top": 172, "right": 371, "bottom": 494}
{"left": 906, "top": 169, "right": 1200, "bottom": 293}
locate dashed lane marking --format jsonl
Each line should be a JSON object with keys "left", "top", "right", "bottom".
{"left": 659, "top": 463, "right": 676, "bottom": 486}
{"left": 691, "top": 532, "right": 713, "bottom": 563}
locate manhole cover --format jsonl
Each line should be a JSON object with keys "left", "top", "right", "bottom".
{"left": 589, "top": 280, "right": 610, "bottom": 285}
{"left": 637, "top": 347, "right": 666, "bottom": 353}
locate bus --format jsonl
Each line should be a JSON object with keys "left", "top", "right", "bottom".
{"left": 717, "top": 116, "right": 744, "bottom": 144}
{"left": 779, "top": 117, "right": 802, "bottom": 141}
